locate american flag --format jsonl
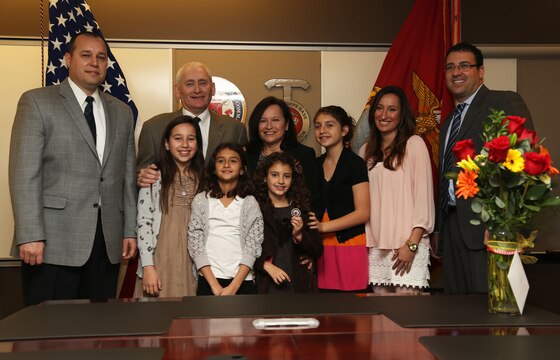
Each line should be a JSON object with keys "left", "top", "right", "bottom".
{"left": 46, "top": 0, "right": 138, "bottom": 123}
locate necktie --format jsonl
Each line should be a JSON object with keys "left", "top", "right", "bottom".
{"left": 440, "top": 103, "right": 466, "bottom": 210}
{"left": 193, "top": 117, "right": 201, "bottom": 126}
{"left": 84, "top": 96, "right": 97, "bottom": 144}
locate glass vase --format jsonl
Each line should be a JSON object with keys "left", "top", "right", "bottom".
{"left": 487, "top": 230, "right": 520, "bottom": 315}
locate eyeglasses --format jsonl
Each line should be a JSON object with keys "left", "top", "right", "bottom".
{"left": 445, "top": 62, "right": 478, "bottom": 72}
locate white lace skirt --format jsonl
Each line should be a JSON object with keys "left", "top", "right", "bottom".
{"left": 368, "top": 243, "right": 430, "bottom": 289}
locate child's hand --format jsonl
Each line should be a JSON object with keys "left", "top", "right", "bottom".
{"left": 299, "top": 255, "right": 314, "bottom": 271}
{"left": 291, "top": 216, "right": 303, "bottom": 243}
{"left": 308, "top": 212, "right": 323, "bottom": 233}
{"left": 210, "top": 283, "right": 224, "bottom": 296}
{"left": 264, "top": 262, "right": 291, "bottom": 285}
{"left": 219, "top": 284, "right": 237, "bottom": 296}
{"left": 142, "top": 266, "right": 162, "bottom": 296}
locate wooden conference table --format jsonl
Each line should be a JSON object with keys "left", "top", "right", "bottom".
{"left": 1, "top": 293, "right": 560, "bottom": 360}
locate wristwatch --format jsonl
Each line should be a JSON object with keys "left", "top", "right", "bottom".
{"left": 406, "top": 240, "right": 418, "bottom": 252}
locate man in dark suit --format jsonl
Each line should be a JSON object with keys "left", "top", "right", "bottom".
{"left": 9, "top": 32, "right": 137, "bottom": 305}
{"left": 436, "top": 42, "right": 533, "bottom": 293}
{"left": 136, "top": 62, "right": 248, "bottom": 187}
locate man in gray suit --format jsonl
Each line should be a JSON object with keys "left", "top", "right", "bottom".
{"left": 9, "top": 32, "right": 137, "bottom": 305}
{"left": 136, "top": 62, "right": 248, "bottom": 187}
{"left": 435, "top": 42, "right": 533, "bottom": 293}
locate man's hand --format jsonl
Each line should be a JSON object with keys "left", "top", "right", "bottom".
{"left": 137, "top": 164, "right": 160, "bottom": 188}
{"left": 19, "top": 241, "right": 45, "bottom": 265}
{"left": 122, "top": 237, "right": 137, "bottom": 259}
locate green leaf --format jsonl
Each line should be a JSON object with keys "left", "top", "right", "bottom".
{"left": 541, "top": 197, "right": 560, "bottom": 207}
{"left": 495, "top": 197, "right": 505, "bottom": 208}
{"left": 444, "top": 171, "right": 458, "bottom": 180}
{"left": 471, "top": 199, "right": 483, "bottom": 213}
{"left": 524, "top": 204, "right": 541, "bottom": 211}
{"left": 481, "top": 208, "right": 490, "bottom": 222}
{"left": 470, "top": 219, "right": 481, "bottom": 226}
{"left": 504, "top": 172, "right": 522, "bottom": 188}
{"left": 526, "top": 184, "right": 548, "bottom": 201}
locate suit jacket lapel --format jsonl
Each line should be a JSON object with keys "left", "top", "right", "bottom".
{"left": 59, "top": 80, "right": 99, "bottom": 160}
{"left": 101, "top": 93, "right": 116, "bottom": 167}
{"left": 206, "top": 113, "right": 224, "bottom": 158}
{"left": 458, "top": 85, "right": 489, "bottom": 140}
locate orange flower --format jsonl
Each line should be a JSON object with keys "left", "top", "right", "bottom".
{"left": 540, "top": 146, "right": 560, "bottom": 175}
{"left": 455, "top": 170, "right": 479, "bottom": 199}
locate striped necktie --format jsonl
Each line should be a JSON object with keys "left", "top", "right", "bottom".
{"left": 440, "top": 103, "right": 466, "bottom": 210}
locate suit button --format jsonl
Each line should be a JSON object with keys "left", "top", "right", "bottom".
{"left": 93, "top": 203, "right": 99, "bottom": 208}
{"left": 100, "top": 177, "right": 104, "bottom": 182}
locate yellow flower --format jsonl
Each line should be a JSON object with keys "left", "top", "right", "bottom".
{"left": 503, "top": 149, "right": 524, "bottom": 172}
{"left": 457, "top": 155, "right": 480, "bottom": 172}
{"left": 455, "top": 170, "right": 479, "bottom": 199}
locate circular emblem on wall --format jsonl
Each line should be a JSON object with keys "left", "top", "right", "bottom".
{"left": 286, "top": 99, "right": 310, "bottom": 142}
{"left": 208, "top": 76, "right": 247, "bottom": 124}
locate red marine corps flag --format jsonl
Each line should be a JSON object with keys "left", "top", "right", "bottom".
{"left": 353, "top": 0, "right": 461, "bottom": 175}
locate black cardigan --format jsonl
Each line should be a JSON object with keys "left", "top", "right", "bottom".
{"left": 316, "top": 147, "right": 369, "bottom": 243}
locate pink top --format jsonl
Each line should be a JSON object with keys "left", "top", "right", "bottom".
{"left": 359, "top": 135, "right": 435, "bottom": 249}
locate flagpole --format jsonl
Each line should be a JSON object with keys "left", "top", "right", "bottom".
{"left": 40, "top": 0, "right": 45, "bottom": 87}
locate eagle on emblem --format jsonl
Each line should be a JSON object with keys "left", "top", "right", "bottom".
{"left": 411, "top": 71, "right": 442, "bottom": 165}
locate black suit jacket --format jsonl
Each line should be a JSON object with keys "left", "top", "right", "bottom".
{"left": 437, "top": 85, "right": 533, "bottom": 250}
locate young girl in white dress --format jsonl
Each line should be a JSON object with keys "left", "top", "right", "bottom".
{"left": 188, "top": 143, "right": 264, "bottom": 296}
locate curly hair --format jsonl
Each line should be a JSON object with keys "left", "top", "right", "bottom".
{"left": 253, "top": 152, "right": 311, "bottom": 213}
{"left": 157, "top": 116, "right": 205, "bottom": 213}
{"left": 364, "top": 85, "right": 416, "bottom": 170}
{"left": 205, "top": 143, "right": 254, "bottom": 199}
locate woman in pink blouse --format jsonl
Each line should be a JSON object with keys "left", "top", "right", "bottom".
{"left": 359, "top": 86, "right": 435, "bottom": 294}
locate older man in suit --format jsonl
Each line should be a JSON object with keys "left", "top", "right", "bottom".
{"left": 9, "top": 32, "right": 137, "bottom": 305}
{"left": 136, "top": 62, "right": 248, "bottom": 187}
{"left": 436, "top": 42, "right": 533, "bottom": 293}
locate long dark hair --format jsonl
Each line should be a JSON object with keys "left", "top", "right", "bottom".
{"left": 245, "top": 96, "right": 299, "bottom": 154}
{"left": 205, "top": 143, "right": 253, "bottom": 199}
{"left": 364, "top": 86, "right": 416, "bottom": 170}
{"left": 254, "top": 152, "right": 311, "bottom": 213}
{"left": 313, "top": 105, "right": 355, "bottom": 147}
{"left": 158, "top": 116, "right": 205, "bottom": 213}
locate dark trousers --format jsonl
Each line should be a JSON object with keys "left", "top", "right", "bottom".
{"left": 21, "top": 211, "right": 120, "bottom": 306}
{"left": 442, "top": 207, "right": 488, "bottom": 294}
{"left": 197, "top": 276, "right": 257, "bottom": 296}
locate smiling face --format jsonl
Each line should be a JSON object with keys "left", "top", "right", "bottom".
{"left": 445, "top": 50, "right": 484, "bottom": 102}
{"left": 174, "top": 64, "right": 215, "bottom": 115}
{"left": 258, "top": 104, "right": 288, "bottom": 149}
{"left": 214, "top": 148, "right": 243, "bottom": 185}
{"left": 374, "top": 93, "right": 401, "bottom": 138}
{"left": 165, "top": 123, "right": 198, "bottom": 171}
{"left": 64, "top": 35, "right": 108, "bottom": 95}
{"left": 265, "top": 161, "right": 292, "bottom": 202}
{"left": 313, "top": 113, "right": 348, "bottom": 149}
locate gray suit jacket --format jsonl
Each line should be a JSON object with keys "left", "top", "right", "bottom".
{"left": 437, "top": 84, "right": 533, "bottom": 250}
{"left": 9, "top": 79, "right": 137, "bottom": 266}
{"left": 136, "top": 109, "right": 248, "bottom": 168}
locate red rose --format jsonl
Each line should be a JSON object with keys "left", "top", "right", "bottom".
{"left": 485, "top": 135, "right": 511, "bottom": 163}
{"left": 519, "top": 128, "right": 538, "bottom": 146}
{"left": 502, "top": 115, "right": 526, "bottom": 137}
{"left": 452, "top": 139, "right": 475, "bottom": 161}
{"left": 524, "top": 151, "right": 551, "bottom": 175}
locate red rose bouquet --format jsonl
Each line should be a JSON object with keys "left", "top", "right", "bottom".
{"left": 448, "top": 109, "right": 560, "bottom": 313}
{"left": 450, "top": 110, "right": 559, "bottom": 245}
